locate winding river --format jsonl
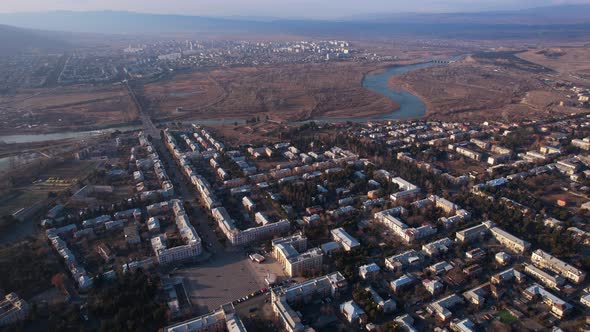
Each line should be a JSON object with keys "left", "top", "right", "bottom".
{"left": 0, "top": 56, "right": 464, "bottom": 145}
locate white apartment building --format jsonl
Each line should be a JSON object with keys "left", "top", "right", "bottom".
{"left": 531, "top": 249, "right": 586, "bottom": 284}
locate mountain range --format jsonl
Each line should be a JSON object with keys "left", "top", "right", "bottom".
{"left": 0, "top": 5, "right": 589, "bottom": 42}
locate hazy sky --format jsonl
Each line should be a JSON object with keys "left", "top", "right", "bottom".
{"left": 2, "top": 0, "right": 590, "bottom": 18}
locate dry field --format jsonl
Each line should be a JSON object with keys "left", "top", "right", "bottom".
{"left": 0, "top": 84, "right": 138, "bottom": 134}
{"left": 389, "top": 51, "right": 584, "bottom": 122}
{"left": 517, "top": 47, "right": 590, "bottom": 82}
{"left": 142, "top": 62, "right": 398, "bottom": 122}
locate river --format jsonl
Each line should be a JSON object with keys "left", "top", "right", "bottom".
{"left": 0, "top": 57, "right": 463, "bottom": 145}
{"left": 0, "top": 125, "right": 142, "bottom": 144}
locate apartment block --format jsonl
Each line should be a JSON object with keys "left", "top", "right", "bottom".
{"left": 272, "top": 272, "right": 347, "bottom": 332}
{"left": 531, "top": 249, "right": 586, "bottom": 284}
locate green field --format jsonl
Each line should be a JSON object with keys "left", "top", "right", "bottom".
{"left": 497, "top": 310, "right": 518, "bottom": 324}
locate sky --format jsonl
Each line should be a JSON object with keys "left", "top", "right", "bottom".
{"left": 1, "top": 0, "right": 590, "bottom": 19}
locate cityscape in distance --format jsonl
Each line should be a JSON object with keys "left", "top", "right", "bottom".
{"left": 1, "top": 1, "right": 590, "bottom": 331}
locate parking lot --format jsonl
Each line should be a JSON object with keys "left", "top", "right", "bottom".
{"left": 172, "top": 249, "right": 286, "bottom": 315}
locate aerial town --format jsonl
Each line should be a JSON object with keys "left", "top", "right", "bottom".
{"left": 2, "top": 3, "right": 590, "bottom": 332}
{"left": 4, "top": 107, "right": 590, "bottom": 331}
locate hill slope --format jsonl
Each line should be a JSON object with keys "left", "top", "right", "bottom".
{"left": 0, "top": 7, "right": 589, "bottom": 40}
{"left": 0, "top": 24, "right": 70, "bottom": 55}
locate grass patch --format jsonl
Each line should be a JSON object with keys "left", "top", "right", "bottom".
{"left": 497, "top": 310, "right": 517, "bottom": 324}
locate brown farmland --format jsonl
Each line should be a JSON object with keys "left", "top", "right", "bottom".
{"left": 141, "top": 62, "right": 399, "bottom": 122}
{"left": 389, "top": 51, "right": 585, "bottom": 122}
{"left": 0, "top": 84, "right": 139, "bottom": 134}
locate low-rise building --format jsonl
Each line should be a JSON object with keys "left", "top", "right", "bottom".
{"left": 163, "top": 303, "right": 246, "bottom": 332}
{"left": 423, "top": 279, "right": 444, "bottom": 295}
{"left": 385, "top": 250, "right": 423, "bottom": 271}
{"left": 365, "top": 287, "right": 396, "bottom": 313}
{"left": 272, "top": 272, "right": 347, "bottom": 332}
{"left": 390, "top": 274, "right": 415, "bottom": 293}
{"left": 422, "top": 237, "right": 452, "bottom": 257}
{"left": 463, "top": 283, "right": 490, "bottom": 306}
{"left": 427, "top": 294, "right": 463, "bottom": 321}
{"left": 395, "top": 314, "right": 418, "bottom": 332}
{"left": 523, "top": 263, "right": 565, "bottom": 290}
{"left": 450, "top": 318, "right": 476, "bottom": 332}
{"left": 523, "top": 283, "right": 572, "bottom": 319}
{"left": 331, "top": 227, "right": 360, "bottom": 251}
{"left": 340, "top": 300, "right": 367, "bottom": 324}
{"left": 490, "top": 226, "right": 530, "bottom": 254}
{"left": 359, "top": 263, "right": 380, "bottom": 280}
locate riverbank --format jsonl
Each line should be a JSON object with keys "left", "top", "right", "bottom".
{"left": 0, "top": 124, "right": 142, "bottom": 144}
{"left": 0, "top": 120, "right": 142, "bottom": 137}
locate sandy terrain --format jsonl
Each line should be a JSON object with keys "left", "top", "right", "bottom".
{"left": 389, "top": 51, "right": 584, "bottom": 122}
{"left": 517, "top": 47, "right": 590, "bottom": 81}
{"left": 0, "top": 84, "right": 139, "bottom": 134}
{"left": 141, "top": 62, "right": 399, "bottom": 122}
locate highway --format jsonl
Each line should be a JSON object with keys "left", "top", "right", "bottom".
{"left": 125, "top": 80, "right": 159, "bottom": 137}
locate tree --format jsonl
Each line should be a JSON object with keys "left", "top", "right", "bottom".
{"left": 51, "top": 273, "right": 67, "bottom": 294}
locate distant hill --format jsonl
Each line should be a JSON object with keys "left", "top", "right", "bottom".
{"left": 345, "top": 5, "right": 590, "bottom": 25}
{"left": 0, "top": 24, "right": 70, "bottom": 55}
{"left": 0, "top": 7, "right": 590, "bottom": 40}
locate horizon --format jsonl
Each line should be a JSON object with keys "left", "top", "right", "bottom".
{"left": 1, "top": 0, "right": 590, "bottom": 19}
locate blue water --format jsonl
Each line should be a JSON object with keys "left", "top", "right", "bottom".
{"left": 0, "top": 57, "right": 464, "bottom": 144}
{"left": 360, "top": 62, "right": 436, "bottom": 120}
{"left": 0, "top": 125, "right": 141, "bottom": 144}
{"left": 312, "top": 55, "right": 466, "bottom": 122}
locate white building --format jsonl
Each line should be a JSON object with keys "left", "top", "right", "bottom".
{"left": 523, "top": 284, "right": 572, "bottom": 319}
{"left": 359, "top": 263, "right": 380, "bottom": 280}
{"left": 531, "top": 249, "right": 586, "bottom": 284}
{"left": 340, "top": 300, "right": 366, "bottom": 324}
{"left": 331, "top": 227, "right": 360, "bottom": 251}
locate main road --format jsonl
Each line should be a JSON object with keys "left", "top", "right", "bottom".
{"left": 125, "top": 80, "right": 159, "bottom": 137}
{"left": 126, "top": 79, "right": 279, "bottom": 314}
